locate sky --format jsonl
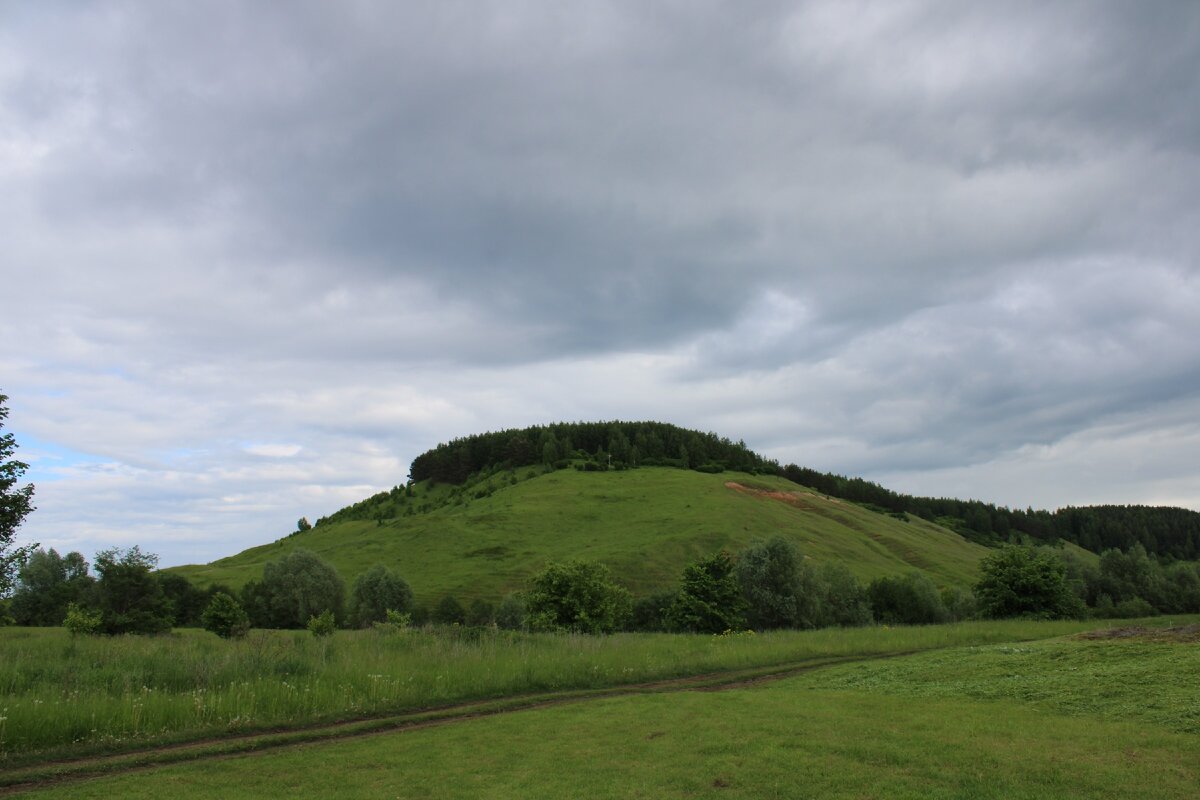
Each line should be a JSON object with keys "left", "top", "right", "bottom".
{"left": 3, "top": 1, "right": 1199, "bottom": 569}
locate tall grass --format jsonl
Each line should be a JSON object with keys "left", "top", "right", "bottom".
{"left": 0, "top": 619, "right": 1109, "bottom": 759}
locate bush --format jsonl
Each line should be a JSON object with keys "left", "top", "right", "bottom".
{"left": 434, "top": 595, "right": 466, "bottom": 625}
{"left": 974, "top": 546, "right": 1084, "bottom": 620}
{"left": 63, "top": 602, "right": 101, "bottom": 636}
{"left": 467, "top": 598, "right": 494, "bottom": 627}
{"left": 9, "top": 548, "right": 94, "bottom": 627}
{"left": 349, "top": 565, "right": 413, "bottom": 628}
{"left": 668, "top": 551, "right": 744, "bottom": 633}
{"left": 939, "top": 586, "right": 977, "bottom": 622}
{"left": 816, "top": 562, "right": 873, "bottom": 627}
{"left": 253, "top": 549, "right": 345, "bottom": 628}
{"left": 375, "top": 608, "right": 412, "bottom": 632}
{"left": 307, "top": 609, "right": 336, "bottom": 637}
{"left": 494, "top": 594, "right": 526, "bottom": 630}
{"left": 735, "top": 538, "right": 820, "bottom": 630}
{"left": 1112, "top": 597, "right": 1157, "bottom": 618}
{"left": 94, "top": 546, "right": 173, "bottom": 634}
{"left": 526, "top": 560, "right": 632, "bottom": 634}
{"left": 630, "top": 590, "right": 677, "bottom": 632}
{"left": 201, "top": 592, "right": 250, "bottom": 639}
{"left": 868, "top": 573, "right": 949, "bottom": 625}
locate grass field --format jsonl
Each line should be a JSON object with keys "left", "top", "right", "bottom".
{"left": 170, "top": 468, "right": 993, "bottom": 603}
{"left": 0, "top": 619, "right": 1116, "bottom": 765}
{"left": 12, "top": 619, "right": 1199, "bottom": 799}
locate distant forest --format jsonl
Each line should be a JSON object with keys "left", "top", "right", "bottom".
{"left": 408, "top": 421, "right": 772, "bottom": 484}
{"left": 334, "top": 421, "right": 1200, "bottom": 562}
{"left": 780, "top": 465, "right": 1200, "bottom": 561}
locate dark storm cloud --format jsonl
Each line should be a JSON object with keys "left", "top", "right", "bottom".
{"left": 3, "top": 1, "right": 1199, "bottom": 563}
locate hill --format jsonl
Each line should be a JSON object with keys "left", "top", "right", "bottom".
{"left": 172, "top": 465, "right": 997, "bottom": 606}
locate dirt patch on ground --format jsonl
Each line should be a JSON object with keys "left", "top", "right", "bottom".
{"left": 1076, "top": 624, "right": 1200, "bottom": 643}
{"left": 724, "top": 481, "right": 822, "bottom": 510}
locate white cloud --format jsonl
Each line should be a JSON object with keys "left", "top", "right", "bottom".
{"left": 2, "top": 1, "right": 1198, "bottom": 567}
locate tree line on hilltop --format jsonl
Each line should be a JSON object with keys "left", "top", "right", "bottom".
{"left": 779, "top": 465, "right": 1200, "bottom": 561}
{"left": 323, "top": 420, "right": 1200, "bottom": 563}
{"left": 408, "top": 421, "right": 773, "bottom": 485}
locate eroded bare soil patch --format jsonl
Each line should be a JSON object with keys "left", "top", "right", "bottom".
{"left": 1076, "top": 624, "right": 1200, "bottom": 643}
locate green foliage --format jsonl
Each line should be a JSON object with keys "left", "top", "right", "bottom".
{"left": 252, "top": 549, "right": 345, "bottom": 628}
{"left": 0, "top": 392, "right": 37, "bottom": 596}
{"left": 0, "top": 618, "right": 1121, "bottom": 759}
{"left": 526, "top": 560, "right": 632, "bottom": 634}
{"left": 307, "top": 609, "right": 336, "bottom": 637}
{"left": 62, "top": 601, "right": 101, "bottom": 636}
{"left": 667, "top": 551, "right": 744, "bottom": 633}
{"left": 939, "top": 585, "right": 978, "bottom": 622}
{"left": 434, "top": 595, "right": 466, "bottom": 625}
{"left": 630, "top": 590, "right": 677, "bottom": 632}
{"left": 467, "top": 598, "right": 494, "bottom": 627}
{"left": 296, "top": 517, "right": 312, "bottom": 533}
{"left": 9, "top": 548, "right": 94, "bottom": 626}
{"left": 381, "top": 609, "right": 412, "bottom": 629}
{"left": 158, "top": 573, "right": 209, "bottom": 627}
{"left": 94, "top": 546, "right": 173, "bottom": 635}
{"left": 348, "top": 565, "right": 413, "bottom": 628}
{"left": 782, "top": 463, "right": 1200, "bottom": 560}
{"left": 201, "top": 592, "right": 250, "bottom": 639}
{"left": 975, "top": 546, "right": 1085, "bottom": 620}
{"left": 869, "top": 572, "right": 950, "bottom": 625}
{"left": 409, "top": 421, "right": 772, "bottom": 485}
{"left": 736, "top": 537, "right": 821, "bottom": 629}
{"left": 815, "top": 561, "right": 873, "bottom": 627}
{"left": 494, "top": 594, "right": 526, "bottom": 630}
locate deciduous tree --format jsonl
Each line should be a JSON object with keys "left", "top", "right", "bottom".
{"left": 0, "top": 392, "right": 36, "bottom": 596}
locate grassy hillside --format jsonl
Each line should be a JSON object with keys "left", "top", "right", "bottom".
{"left": 171, "top": 467, "right": 996, "bottom": 605}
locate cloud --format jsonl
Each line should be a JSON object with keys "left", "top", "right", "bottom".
{"left": 2, "top": 1, "right": 1198, "bottom": 566}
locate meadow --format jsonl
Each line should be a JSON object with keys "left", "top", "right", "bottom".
{"left": 10, "top": 619, "right": 1199, "bottom": 799}
{"left": 170, "top": 468, "right": 992, "bottom": 603}
{"left": 0, "top": 618, "right": 1112, "bottom": 767}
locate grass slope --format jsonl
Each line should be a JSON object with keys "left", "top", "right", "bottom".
{"left": 171, "top": 468, "right": 992, "bottom": 603}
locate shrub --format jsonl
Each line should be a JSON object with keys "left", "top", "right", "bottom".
{"left": 349, "top": 565, "right": 413, "bottom": 628}
{"left": 9, "top": 548, "right": 94, "bottom": 627}
{"left": 974, "top": 546, "right": 1085, "bottom": 620}
{"left": 735, "top": 538, "right": 820, "bottom": 630}
{"left": 939, "top": 586, "right": 977, "bottom": 622}
{"left": 434, "top": 595, "right": 466, "bottom": 625}
{"left": 255, "top": 549, "right": 345, "bottom": 628}
{"left": 667, "top": 551, "right": 745, "bottom": 633}
{"left": 201, "top": 592, "right": 250, "bottom": 639}
{"left": 868, "top": 573, "right": 949, "bottom": 625}
{"left": 63, "top": 602, "right": 102, "bottom": 636}
{"left": 93, "top": 546, "right": 173, "bottom": 634}
{"left": 816, "top": 562, "right": 873, "bottom": 627}
{"left": 372, "top": 608, "right": 412, "bottom": 633}
{"left": 1112, "top": 597, "right": 1157, "bottom": 618}
{"left": 467, "top": 598, "right": 494, "bottom": 627}
{"left": 526, "top": 560, "right": 632, "bottom": 634}
{"left": 307, "top": 609, "right": 336, "bottom": 637}
{"left": 494, "top": 594, "right": 526, "bottom": 630}
{"left": 630, "top": 590, "right": 677, "bottom": 632}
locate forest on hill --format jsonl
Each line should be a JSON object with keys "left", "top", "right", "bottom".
{"left": 408, "top": 421, "right": 772, "bottom": 484}
{"left": 339, "top": 420, "right": 1200, "bottom": 562}
{"left": 780, "top": 465, "right": 1200, "bottom": 560}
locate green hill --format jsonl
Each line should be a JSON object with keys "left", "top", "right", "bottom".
{"left": 172, "top": 466, "right": 997, "bottom": 606}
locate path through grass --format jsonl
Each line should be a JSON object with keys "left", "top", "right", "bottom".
{"left": 14, "top": 621, "right": 1200, "bottom": 799}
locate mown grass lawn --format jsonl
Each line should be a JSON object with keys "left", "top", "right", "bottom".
{"left": 17, "top": 624, "right": 1200, "bottom": 799}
